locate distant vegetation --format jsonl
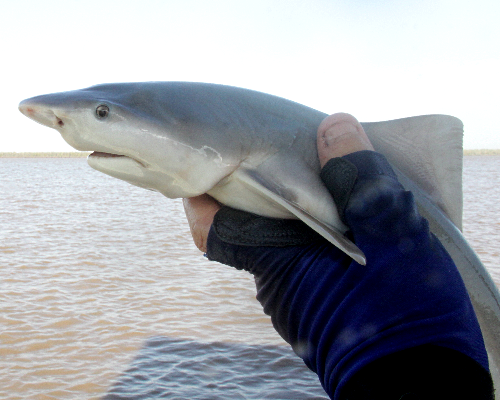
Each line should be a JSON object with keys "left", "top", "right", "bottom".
{"left": 0, "top": 152, "right": 91, "bottom": 158}
{"left": 463, "top": 149, "right": 500, "bottom": 156}
{"left": 1, "top": 150, "right": 499, "bottom": 158}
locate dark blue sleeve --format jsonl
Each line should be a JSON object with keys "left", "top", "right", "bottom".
{"left": 206, "top": 151, "right": 490, "bottom": 398}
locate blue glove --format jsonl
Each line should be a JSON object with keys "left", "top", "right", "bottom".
{"left": 206, "top": 150, "right": 493, "bottom": 399}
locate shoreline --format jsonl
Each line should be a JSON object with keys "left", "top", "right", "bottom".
{"left": 463, "top": 149, "right": 500, "bottom": 156}
{"left": 0, "top": 152, "right": 91, "bottom": 158}
{"left": 1, "top": 150, "right": 500, "bottom": 158}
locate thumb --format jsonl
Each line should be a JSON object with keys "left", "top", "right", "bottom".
{"left": 317, "top": 113, "right": 374, "bottom": 168}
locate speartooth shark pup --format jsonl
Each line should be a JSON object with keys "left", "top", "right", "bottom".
{"left": 19, "top": 82, "right": 500, "bottom": 393}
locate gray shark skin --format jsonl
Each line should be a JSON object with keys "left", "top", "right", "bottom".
{"left": 19, "top": 82, "right": 500, "bottom": 393}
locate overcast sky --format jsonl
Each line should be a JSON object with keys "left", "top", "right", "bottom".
{"left": 3, "top": 0, "right": 499, "bottom": 151}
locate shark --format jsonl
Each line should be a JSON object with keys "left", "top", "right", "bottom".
{"left": 19, "top": 82, "right": 500, "bottom": 392}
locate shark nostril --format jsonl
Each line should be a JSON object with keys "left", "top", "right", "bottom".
{"left": 57, "top": 118, "right": 64, "bottom": 127}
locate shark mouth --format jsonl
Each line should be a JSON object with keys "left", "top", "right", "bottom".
{"left": 88, "top": 152, "right": 147, "bottom": 168}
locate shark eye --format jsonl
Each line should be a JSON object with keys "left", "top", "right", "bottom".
{"left": 96, "top": 104, "right": 110, "bottom": 119}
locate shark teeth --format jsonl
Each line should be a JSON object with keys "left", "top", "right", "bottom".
{"left": 90, "top": 152, "right": 124, "bottom": 158}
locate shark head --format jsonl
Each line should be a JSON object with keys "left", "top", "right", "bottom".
{"left": 19, "top": 83, "right": 240, "bottom": 198}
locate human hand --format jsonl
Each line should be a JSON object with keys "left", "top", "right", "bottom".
{"left": 183, "top": 113, "right": 374, "bottom": 253}
{"left": 182, "top": 194, "right": 221, "bottom": 253}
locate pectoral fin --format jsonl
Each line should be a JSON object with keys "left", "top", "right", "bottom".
{"left": 236, "top": 168, "right": 367, "bottom": 265}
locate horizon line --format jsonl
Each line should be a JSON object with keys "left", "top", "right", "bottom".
{"left": 1, "top": 150, "right": 500, "bottom": 158}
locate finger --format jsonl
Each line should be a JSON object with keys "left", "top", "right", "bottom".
{"left": 183, "top": 194, "right": 221, "bottom": 253}
{"left": 317, "top": 113, "right": 374, "bottom": 168}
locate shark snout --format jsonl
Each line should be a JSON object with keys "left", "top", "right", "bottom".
{"left": 19, "top": 100, "right": 65, "bottom": 129}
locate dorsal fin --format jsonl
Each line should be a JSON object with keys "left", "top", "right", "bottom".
{"left": 361, "top": 115, "right": 463, "bottom": 230}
